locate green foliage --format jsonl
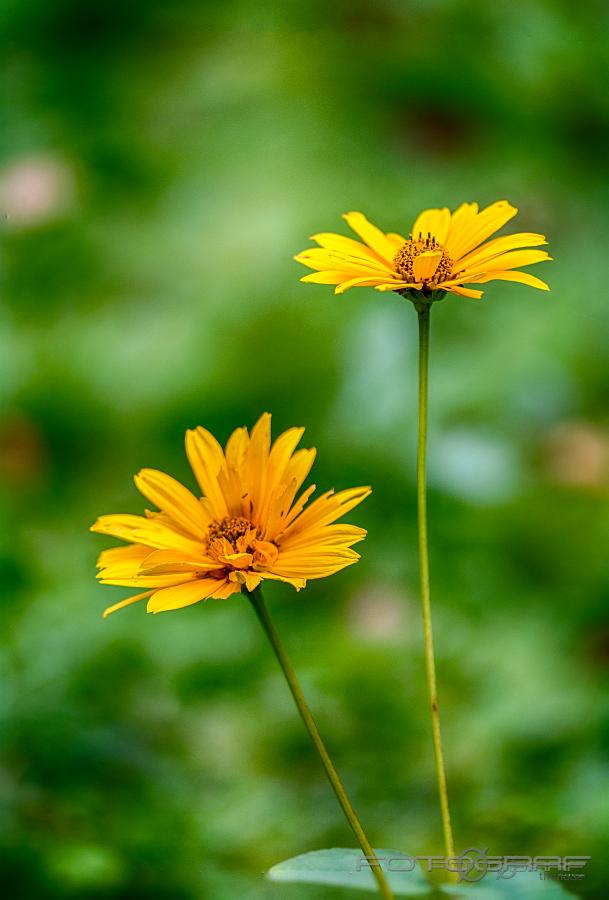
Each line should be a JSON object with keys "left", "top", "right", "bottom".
{"left": 268, "top": 848, "right": 431, "bottom": 895}
{"left": 267, "top": 849, "right": 577, "bottom": 897}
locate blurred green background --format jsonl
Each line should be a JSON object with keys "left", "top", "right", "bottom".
{"left": 2, "top": 0, "right": 609, "bottom": 897}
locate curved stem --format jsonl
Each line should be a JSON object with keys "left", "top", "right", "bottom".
{"left": 415, "top": 303, "right": 456, "bottom": 868}
{"left": 248, "top": 586, "right": 395, "bottom": 900}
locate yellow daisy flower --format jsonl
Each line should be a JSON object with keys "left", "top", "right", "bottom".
{"left": 295, "top": 200, "right": 551, "bottom": 300}
{"left": 91, "top": 413, "right": 370, "bottom": 617}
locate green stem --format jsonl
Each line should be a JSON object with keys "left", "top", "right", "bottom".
{"left": 248, "top": 586, "right": 395, "bottom": 900}
{"left": 415, "top": 303, "right": 456, "bottom": 869}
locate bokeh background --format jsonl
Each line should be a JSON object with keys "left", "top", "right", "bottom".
{"left": 2, "top": 1, "right": 609, "bottom": 897}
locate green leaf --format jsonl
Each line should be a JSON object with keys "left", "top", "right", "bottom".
{"left": 441, "top": 870, "right": 579, "bottom": 899}
{"left": 267, "top": 848, "right": 434, "bottom": 896}
{"left": 267, "top": 850, "right": 581, "bottom": 898}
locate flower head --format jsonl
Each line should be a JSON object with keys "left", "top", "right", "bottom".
{"left": 295, "top": 201, "right": 551, "bottom": 300}
{"left": 91, "top": 414, "right": 370, "bottom": 616}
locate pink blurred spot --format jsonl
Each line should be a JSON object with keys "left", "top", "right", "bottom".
{"left": 0, "top": 155, "right": 74, "bottom": 227}
{"left": 0, "top": 414, "right": 47, "bottom": 486}
{"left": 544, "top": 421, "right": 609, "bottom": 488}
{"left": 348, "top": 583, "right": 411, "bottom": 643}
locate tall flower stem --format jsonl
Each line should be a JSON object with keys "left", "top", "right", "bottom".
{"left": 248, "top": 586, "right": 395, "bottom": 900}
{"left": 415, "top": 303, "right": 456, "bottom": 867}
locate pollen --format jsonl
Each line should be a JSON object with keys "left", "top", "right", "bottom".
{"left": 207, "top": 516, "right": 257, "bottom": 548}
{"left": 393, "top": 233, "right": 454, "bottom": 285}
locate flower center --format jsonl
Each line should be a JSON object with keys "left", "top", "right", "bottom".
{"left": 393, "top": 233, "right": 454, "bottom": 285}
{"left": 207, "top": 516, "right": 257, "bottom": 549}
{"left": 205, "top": 515, "right": 279, "bottom": 573}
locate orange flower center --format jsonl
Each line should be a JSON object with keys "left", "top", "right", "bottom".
{"left": 207, "top": 515, "right": 257, "bottom": 549}
{"left": 393, "top": 233, "right": 454, "bottom": 285}
{"left": 206, "top": 516, "right": 279, "bottom": 571}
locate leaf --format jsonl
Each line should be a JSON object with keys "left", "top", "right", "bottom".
{"left": 441, "top": 870, "right": 580, "bottom": 899}
{"left": 267, "top": 848, "right": 434, "bottom": 896}
{"left": 267, "top": 850, "right": 581, "bottom": 898}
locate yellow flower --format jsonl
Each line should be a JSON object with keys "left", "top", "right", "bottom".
{"left": 91, "top": 414, "right": 370, "bottom": 616}
{"left": 295, "top": 200, "right": 551, "bottom": 300}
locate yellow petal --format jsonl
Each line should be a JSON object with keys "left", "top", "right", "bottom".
{"left": 277, "top": 483, "right": 317, "bottom": 532}
{"left": 269, "top": 546, "right": 360, "bottom": 580}
{"left": 216, "top": 550, "right": 253, "bottom": 569}
{"left": 218, "top": 425, "right": 249, "bottom": 516}
{"left": 229, "top": 569, "right": 262, "bottom": 591}
{"left": 134, "top": 468, "right": 210, "bottom": 537}
{"left": 103, "top": 590, "right": 153, "bottom": 619}
{"left": 99, "top": 571, "right": 197, "bottom": 588}
{"left": 257, "top": 426, "right": 307, "bottom": 525}
{"left": 246, "top": 412, "right": 272, "bottom": 523}
{"left": 310, "top": 232, "right": 389, "bottom": 262}
{"left": 138, "top": 549, "right": 219, "bottom": 574}
{"left": 91, "top": 514, "right": 204, "bottom": 555}
{"left": 411, "top": 207, "right": 451, "bottom": 244}
{"left": 259, "top": 572, "right": 307, "bottom": 590}
{"left": 459, "top": 249, "right": 551, "bottom": 278}
{"left": 96, "top": 543, "right": 151, "bottom": 569}
{"left": 276, "top": 547, "right": 360, "bottom": 565}
{"left": 445, "top": 285, "right": 484, "bottom": 299}
{"left": 375, "top": 281, "right": 416, "bottom": 292}
{"left": 280, "top": 523, "right": 367, "bottom": 552}
{"left": 335, "top": 276, "right": 397, "bottom": 294}
{"left": 300, "top": 271, "right": 345, "bottom": 285}
{"left": 225, "top": 425, "right": 249, "bottom": 471}
{"left": 211, "top": 580, "right": 243, "bottom": 599}
{"left": 447, "top": 200, "right": 518, "bottom": 260}
{"left": 280, "top": 486, "right": 371, "bottom": 540}
{"left": 412, "top": 250, "right": 442, "bottom": 283}
{"left": 342, "top": 212, "right": 397, "bottom": 262}
{"left": 443, "top": 203, "right": 478, "bottom": 254}
{"left": 296, "top": 247, "right": 394, "bottom": 276}
{"left": 474, "top": 270, "right": 550, "bottom": 291}
{"left": 454, "top": 232, "right": 547, "bottom": 271}
{"left": 262, "top": 480, "right": 298, "bottom": 541}
{"left": 147, "top": 578, "right": 227, "bottom": 613}
{"left": 185, "top": 427, "right": 229, "bottom": 518}
{"left": 97, "top": 556, "right": 155, "bottom": 579}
